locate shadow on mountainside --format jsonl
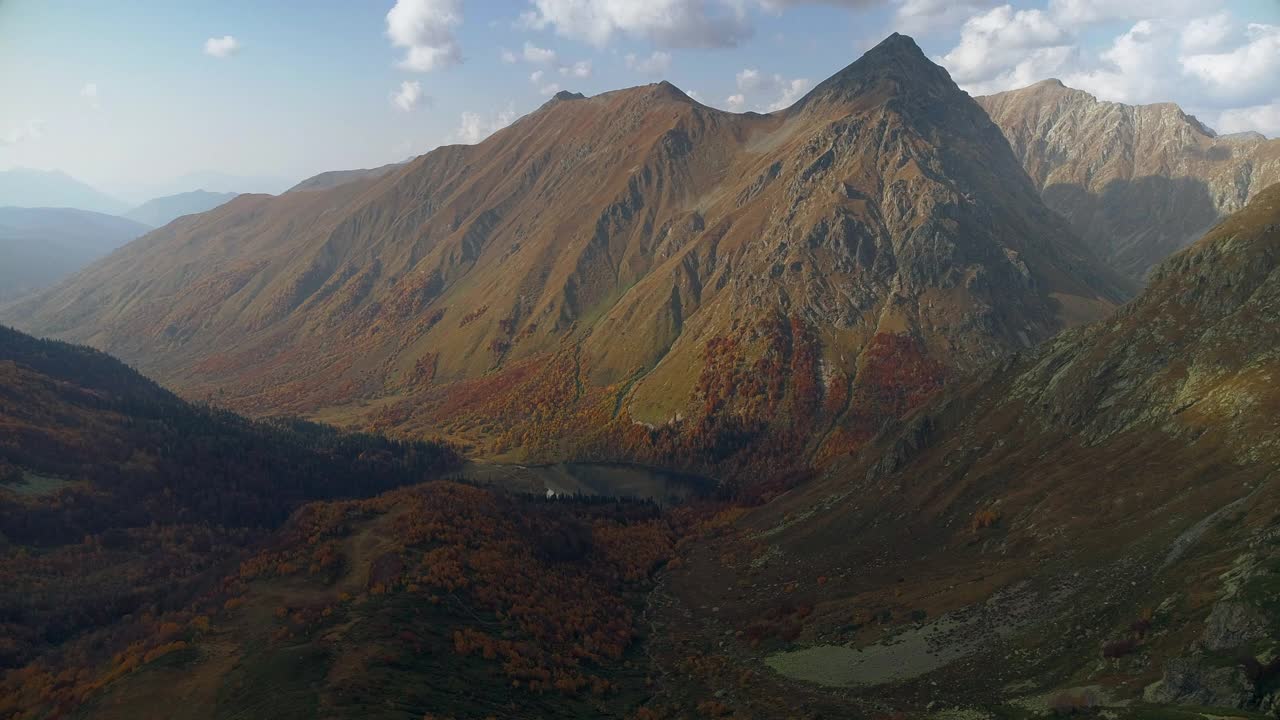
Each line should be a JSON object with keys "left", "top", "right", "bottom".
{"left": 1043, "top": 176, "right": 1222, "bottom": 282}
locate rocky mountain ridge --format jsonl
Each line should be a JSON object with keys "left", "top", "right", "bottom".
{"left": 978, "top": 79, "right": 1280, "bottom": 280}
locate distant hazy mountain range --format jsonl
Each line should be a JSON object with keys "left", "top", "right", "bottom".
{"left": 0, "top": 207, "right": 150, "bottom": 301}
{"left": 0, "top": 168, "right": 129, "bottom": 215}
{"left": 114, "top": 170, "right": 294, "bottom": 204}
{"left": 123, "top": 189, "right": 239, "bottom": 227}
{"left": 0, "top": 173, "right": 244, "bottom": 300}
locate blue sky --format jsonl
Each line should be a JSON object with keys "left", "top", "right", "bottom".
{"left": 2, "top": 0, "right": 1278, "bottom": 198}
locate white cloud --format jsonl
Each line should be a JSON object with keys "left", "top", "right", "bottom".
{"left": 1, "top": 119, "right": 44, "bottom": 147}
{"left": 559, "top": 60, "right": 592, "bottom": 78}
{"left": 755, "top": 0, "right": 879, "bottom": 7}
{"left": 932, "top": 3, "right": 1279, "bottom": 137}
{"left": 1036, "top": 18, "right": 1280, "bottom": 109}
{"left": 204, "top": 35, "right": 240, "bottom": 58}
{"left": 523, "top": 0, "right": 973, "bottom": 47}
{"left": 962, "top": 45, "right": 1075, "bottom": 95}
{"left": 1047, "top": 0, "right": 1212, "bottom": 26}
{"left": 735, "top": 68, "right": 766, "bottom": 93}
{"left": 529, "top": 69, "right": 563, "bottom": 96}
{"left": 392, "top": 80, "right": 426, "bottom": 111}
{"left": 766, "top": 78, "right": 812, "bottom": 111}
{"left": 729, "top": 68, "right": 810, "bottom": 111}
{"left": 1180, "top": 12, "right": 1233, "bottom": 54}
{"left": 625, "top": 50, "right": 672, "bottom": 76}
{"left": 892, "top": 0, "right": 998, "bottom": 35}
{"left": 502, "top": 39, "right": 589, "bottom": 84}
{"left": 386, "top": 0, "right": 462, "bottom": 72}
{"left": 80, "top": 83, "right": 100, "bottom": 110}
{"left": 454, "top": 105, "right": 518, "bottom": 144}
{"left": 1215, "top": 101, "right": 1280, "bottom": 138}
{"left": 1181, "top": 23, "right": 1280, "bottom": 106}
{"left": 522, "top": 0, "right": 752, "bottom": 49}
{"left": 522, "top": 41, "right": 558, "bottom": 65}
{"left": 1060, "top": 20, "right": 1174, "bottom": 104}
{"left": 939, "top": 6, "right": 1069, "bottom": 85}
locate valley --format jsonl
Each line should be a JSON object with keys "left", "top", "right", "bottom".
{"left": 455, "top": 462, "right": 714, "bottom": 505}
{"left": 3, "top": 9, "right": 1280, "bottom": 720}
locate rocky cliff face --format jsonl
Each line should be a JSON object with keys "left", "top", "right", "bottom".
{"left": 978, "top": 79, "right": 1280, "bottom": 281}
{"left": 3, "top": 35, "right": 1128, "bottom": 474}
{"left": 658, "top": 184, "right": 1280, "bottom": 713}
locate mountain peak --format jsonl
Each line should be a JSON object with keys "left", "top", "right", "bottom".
{"left": 647, "top": 80, "right": 694, "bottom": 103}
{"left": 593, "top": 80, "right": 697, "bottom": 110}
{"left": 792, "top": 32, "right": 956, "bottom": 112}
{"left": 851, "top": 32, "right": 939, "bottom": 71}
{"left": 865, "top": 31, "right": 922, "bottom": 56}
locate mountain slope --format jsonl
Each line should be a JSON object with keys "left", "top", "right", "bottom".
{"left": 0, "top": 324, "right": 677, "bottom": 720}
{"left": 0, "top": 168, "right": 128, "bottom": 215}
{"left": 7, "top": 482, "right": 679, "bottom": 720}
{"left": 977, "top": 80, "right": 1280, "bottom": 281}
{"left": 3, "top": 35, "right": 1131, "bottom": 481}
{"left": 0, "top": 323, "right": 459, "bottom": 681}
{"left": 285, "top": 160, "right": 407, "bottom": 193}
{"left": 123, "top": 190, "right": 239, "bottom": 227}
{"left": 657, "top": 184, "right": 1280, "bottom": 714}
{"left": 0, "top": 207, "right": 150, "bottom": 300}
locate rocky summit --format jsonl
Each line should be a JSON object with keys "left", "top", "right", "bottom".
{"left": 978, "top": 79, "right": 1280, "bottom": 282}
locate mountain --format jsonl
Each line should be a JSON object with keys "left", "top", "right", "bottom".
{"left": 123, "top": 189, "right": 239, "bottom": 227}
{"left": 977, "top": 79, "right": 1280, "bottom": 281}
{"left": 3, "top": 35, "right": 1130, "bottom": 486}
{"left": 0, "top": 324, "right": 459, "bottom": 709}
{"left": 285, "top": 160, "right": 408, "bottom": 193}
{"left": 0, "top": 167, "right": 128, "bottom": 214}
{"left": 114, "top": 171, "right": 295, "bottom": 203}
{"left": 0, "top": 207, "right": 150, "bottom": 301}
{"left": 162, "top": 170, "right": 292, "bottom": 196}
{"left": 5, "top": 181, "right": 1273, "bottom": 718}
{"left": 657, "top": 184, "right": 1280, "bottom": 714}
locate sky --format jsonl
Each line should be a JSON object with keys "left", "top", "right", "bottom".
{"left": 2, "top": 0, "right": 1278, "bottom": 198}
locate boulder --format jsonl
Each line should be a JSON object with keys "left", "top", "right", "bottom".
{"left": 1144, "top": 657, "right": 1254, "bottom": 708}
{"left": 1203, "top": 601, "right": 1269, "bottom": 652}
